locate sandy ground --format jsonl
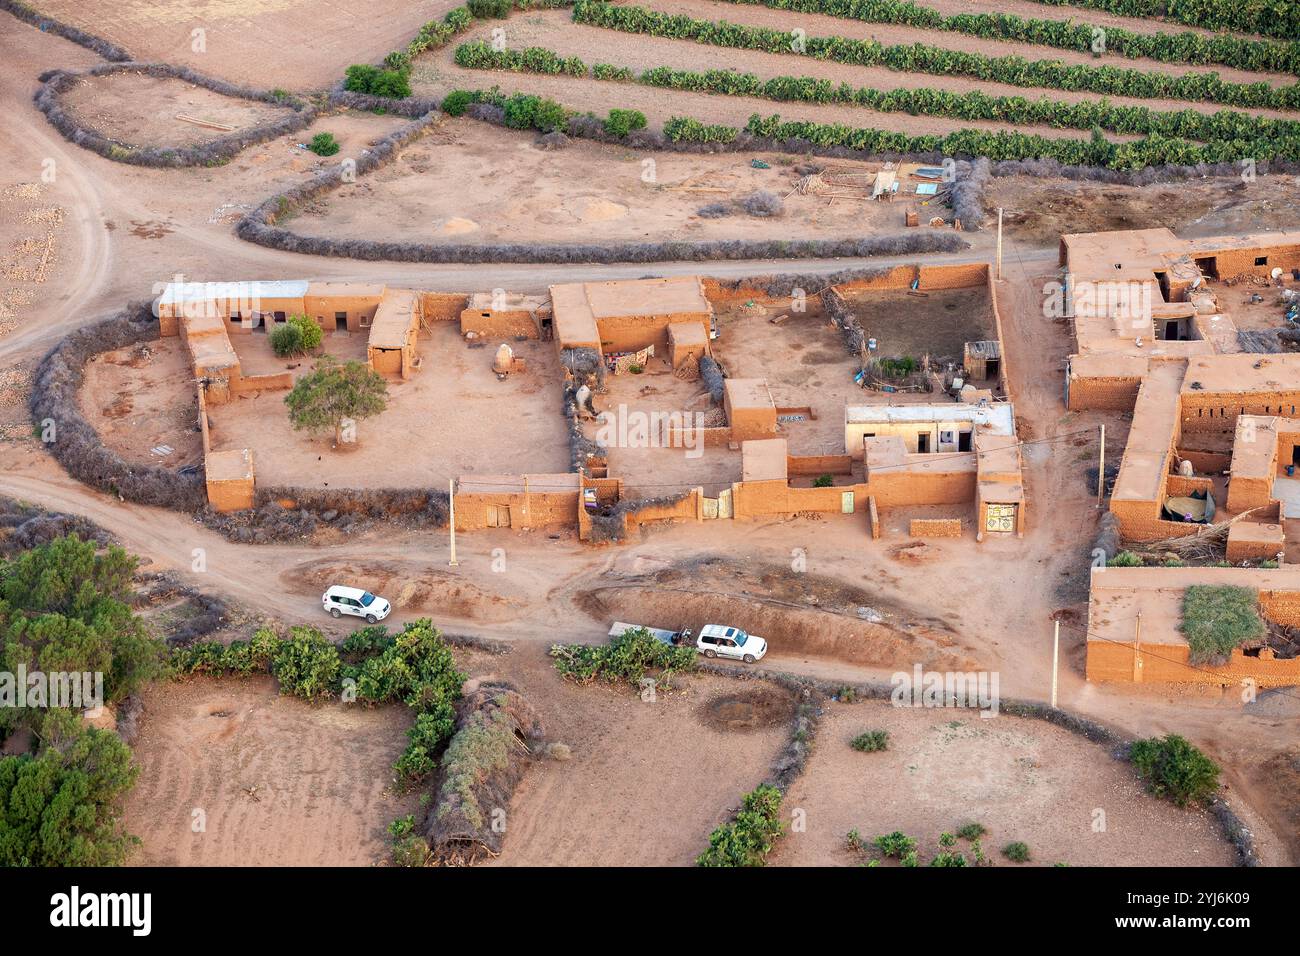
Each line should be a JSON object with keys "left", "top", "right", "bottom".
{"left": 81, "top": 337, "right": 204, "bottom": 470}
{"left": 463, "top": 645, "right": 791, "bottom": 866}
{"left": 33, "top": 0, "right": 458, "bottom": 90}
{"left": 772, "top": 699, "right": 1237, "bottom": 867}
{"left": 291, "top": 118, "right": 934, "bottom": 247}
{"left": 121, "top": 675, "right": 418, "bottom": 866}
{"left": 205, "top": 323, "right": 570, "bottom": 487}
{"left": 60, "top": 71, "right": 291, "bottom": 149}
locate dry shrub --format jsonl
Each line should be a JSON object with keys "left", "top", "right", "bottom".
{"left": 820, "top": 287, "right": 866, "bottom": 354}
{"left": 0, "top": 496, "right": 114, "bottom": 556}
{"left": 29, "top": 302, "right": 207, "bottom": 510}
{"left": 697, "top": 202, "right": 732, "bottom": 219}
{"left": 699, "top": 355, "right": 725, "bottom": 405}
{"left": 427, "top": 683, "right": 544, "bottom": 864}
{"left": 950, "top": 157, "right": 990, "bottom": 230}
{"left": 536, "top": 131, "right": 570, "bottom": 150}
{"left": 585, "top": 493, "right": 689, "bottom": 543}
{"left": 739, "top": 190, "right": 783, "bottom": 218}
{"left": 35, "top": 63, "right": 314, "bottom": 167}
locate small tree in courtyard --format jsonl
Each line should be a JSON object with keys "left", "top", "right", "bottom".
{"left": 284, "top": 355, "right": 388, "bottom": 447}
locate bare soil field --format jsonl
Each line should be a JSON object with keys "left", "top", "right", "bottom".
{"left": 772, "top": 700, "right": 1238, "bottom": 866}
{"left": 59, "top": 71, "right": 292, "bottom": 149}
{"left": 991, "top": 175, "right": 1300, "bottom": 246}
{"left": 122, "top": 675, "right": 418, "bottom": 866}
{"left": 288, "top": 117, "right": 941, "bottom": 248}
{"left": 842, "top": 286, "right": 995, "bottom": 363}
{"left": 33, "top": 0, "right": 456, "bottom": 90}
{"left": 80, "top": 337, "right": 204, "bottom": 470}
{"left": 463, "top": 645, "right": 791, "bottom": 866}
{"left": 207, "top": 323, "right": 570, "bottom": 488}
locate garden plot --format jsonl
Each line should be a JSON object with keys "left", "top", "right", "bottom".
{"left": 771, "top": 701, "right": 1237, "bottom": 867}
{"left": 285, "top": 118, "right": 928, "bottom": 249}
{"left": 33, "top": 0, "right": 451, "bottom": 90}
{"left": 207, "top": 322, "right": 570, "bottom": 489}
{"left": 121, "top": 676, "right": 418, "bottom": 867}
{"left": 58, "top": 71, "right": 291, "bottom": 149}
{"left": 839, "top": 286, "right": 996, "bottom": 370}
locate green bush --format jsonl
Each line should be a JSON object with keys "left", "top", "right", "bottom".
{"left": 308, "top": 132, "right": 340, "bottom": 156}
{"left": 956, "top": 822, "right": 987, "bottom": 840}
{"left": 1003, "top": 841, "right": 1031, "bottom": 862}
{"left": 705, "top": 0, "right": 1300, "bottom": 75}
{"left": 873, "top": 830, "right": 917, "bottom": 858}
{"left": 1107, "top": 550, "right": 1143, "bottom": 567}
{"left": 550, "top": 626, "right": 696, "bottom": 687}
{"left": 1180, "top": 584, "right": 1265, "bottom": 664}
{"left": 593, "top": 62, "right": 636, "bottom": 81}
{"left": 1129, "top": 734, "right": 1221, "bottom": 807}
{"left": 289, "top": 313, "right": 322, "bottom": 351}
{"left": 604, "top": 108, "right": 647, "bottom": 137}
{"left": 850, "top": 729, "right": 889, "bottom": 752}
{"left": 468, "top": 0, "right": 513, "bottom": 16}
{"left": 387, "top": 814, "right": 429, "bottom": 867}
{"left": 663, "top": 115, "right": 738, "bottom": 143}
{"left": 573, "top": 1, "right": 1300, "bottom": 112}
{"left": 441, "top": 90, "right": 475, "bottom": 116}
{"left": 813, "top": 473, "right": 835, "bottom": 488}
{"left": 930, "top": 850, "right": 968, "bottom": 866}
{"left": 697, "top": 784, "right": 784, "bottom": 866}
{"left": 269, "top": 320, "right": 303, "bottom": 357}
{"left": 343, "top": 64, "right": 411, "bottom": 99}
{"left": 269, "top": 626, "right": 341, "bottom": 701}
{"left": 341, "top": 624, "right": 393, "bottom": 663}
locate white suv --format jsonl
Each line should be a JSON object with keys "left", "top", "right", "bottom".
{"left": 322, "top": 585, "right": 391, "bottom": 623}
{"left": 697, "top": 624, "right": 767, "bottom": 663}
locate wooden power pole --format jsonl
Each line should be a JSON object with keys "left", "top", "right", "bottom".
{"left": 448, "top": 478, "right": 458, "bottom": 567}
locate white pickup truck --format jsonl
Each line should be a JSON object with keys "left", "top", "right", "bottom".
{"left": 608, "top": 621, "right": 768, "bottom": 664}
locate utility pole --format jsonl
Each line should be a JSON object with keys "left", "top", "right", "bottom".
{"left": 448, "top": 478, "right": 458, "bottom": 567}
{"left": 996, "top": 207, "right": 1004, "bottom": 280}
{"left": 1051, "top": 619, "right": 1060, "bottom": 709}
{"left": 1097, "top": 423, "right": 1106, "bottom": 508}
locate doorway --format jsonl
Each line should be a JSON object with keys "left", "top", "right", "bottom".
{"left": 917, "top": 433, "right": 930, "bottom": 453}
{"left": 335, "top": 311, "right": 348, "bottom": 331}
{"left": 487, "top": 505, "right": 511, "bottom": 528}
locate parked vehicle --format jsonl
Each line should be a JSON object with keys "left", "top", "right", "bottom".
{"left": 607, "top": 621, "right": 767, "bottom": 663}
{"left": 608, "top": 620, "right": 694, "bottom": 646}
{"left": 696, "top": 623, "right": 767, "bottom": 663}
{"left": 322, "top": 585, "right": 391, "bottom": 623}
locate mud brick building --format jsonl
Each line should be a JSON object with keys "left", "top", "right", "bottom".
{"left": 1086, "top": 566, "right": 1300, "bottom": 687}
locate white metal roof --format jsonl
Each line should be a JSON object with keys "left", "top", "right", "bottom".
{"left": 158, "top": 280, "right": 310, "bottom": 306}
{"left": 844, "top": 402, "right": 1014, "bottom": 435}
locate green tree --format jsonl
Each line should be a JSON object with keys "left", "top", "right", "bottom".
{"left": 290, "top": 314, "right": 323, "bottom": 352}
{"left": 284, "top": 355, "right": 389, "bottom": 446}
{"left": 1129, "top": 734, "right": 1221, "bottom": 807}
{"left": 269, "top": 321, "right": 303, "bottom": 357}
{"left": 0, "top": 722, "right": 139, "bottom": 866}
{"left": 308, "top": 132, "right": 340, "bottom": 156}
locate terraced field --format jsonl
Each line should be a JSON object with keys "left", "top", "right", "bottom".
{"left": 391, "top": 0, "right": 1300, "bottom": 170}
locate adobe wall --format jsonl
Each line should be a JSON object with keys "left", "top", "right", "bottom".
{"left": 1226, "top": 475, "right": 1274, "bottom": 513}
{"left": 598, "top": 312, "right": 710, "bottom": 356}
{"left": 368, "top": 346, "right": 404, "bottom": 377}
{"left": 867, "top": 469, "right": 974, "bottom": 508}
{"left": 1085, "top": 638, "right": 1300, "bottom": 688}
{"left": 1224, "top": 526, "right": 1284, "bottom": 563}
{"left": 977, "top": 498, "right": 1026, "bottom": 539}
{"left": 237, "top": 371, "right": 293, "bottom": 393}
{"left": 422, "top": 292, "right": 469, "bottom": 323}
{"left": 1067, "top": 372, "right": 1143, "bottom": 413}
{"left": 460, "top": 308, "right": 539, "bottom": 340}
{"left": 1211, "top": 244, "right": 1300, "bottom": 281}
{"left": 910, "top": 518, "right": 963, "bottom": 538}
{"left": 624, "top": 491, "right": 702, "bottom": 529}
{"left": 788, "top": 454, "right": 854, "bottom": 476}
{"left": 1180, "top": 388, "right": 1300, "bottom": 437}
{"left": 454, "top": 488, "right": 578, "bottom": 532}
{"left": 303, "top": 293, "right": 382, "bottom": 332}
